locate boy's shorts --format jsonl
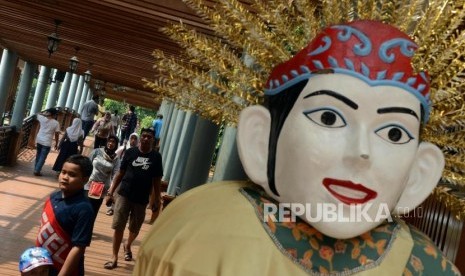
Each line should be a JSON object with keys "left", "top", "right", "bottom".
{"left": 112, "top": 195, "right": 146, "bottom": 235}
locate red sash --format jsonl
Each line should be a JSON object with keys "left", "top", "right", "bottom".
{"left": 36, "top": 197, "right": 72, "bottom": 272}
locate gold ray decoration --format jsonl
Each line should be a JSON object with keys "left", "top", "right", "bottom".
{"left": 253, "top": 0, "right": 308, "bottom": 53}
{"left": 318, "top": 0, "right": 340, "bottom": 26}
{"left": 396, "top": 0, "right": 426, "bottom": 34}
{"left": 145, "top": 0, "right": 465, "bottom": 218}
{"left": 293, "top": 0, "right": 320, "bottom": 39}
{"left": 161, "top": 23, "right": 263, "bottom": 104}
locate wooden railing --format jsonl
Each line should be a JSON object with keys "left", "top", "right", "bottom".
{"left": 0, "top": 126, "right": 14, "bottom": 165}
{"left": 19, "top": 114, "right": 36, "bottom": 150}
{"left": 0, "top": 108, "right": 78, "bottom": 166}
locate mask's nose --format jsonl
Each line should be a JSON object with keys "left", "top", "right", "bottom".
{"left": 344, "top": 124, "right": 371, "bottom": 164}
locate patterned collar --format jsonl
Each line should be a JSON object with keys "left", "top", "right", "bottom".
{"left": 241, "top": 186, "right": 400, "bottom": 275}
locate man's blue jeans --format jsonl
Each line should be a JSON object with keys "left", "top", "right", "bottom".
{"left": 34, "top": 143, "right": 51, "bottom": 173}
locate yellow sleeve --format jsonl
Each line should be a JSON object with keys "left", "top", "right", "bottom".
{"left": 133, "top": 181, "right": 306, "bottom": 276}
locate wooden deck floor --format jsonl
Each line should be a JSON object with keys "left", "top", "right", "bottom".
{"left": 0, "top": 138, "right": 153, "bottom": 275}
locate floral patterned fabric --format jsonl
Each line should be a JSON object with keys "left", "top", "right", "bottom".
{"left": 241, "top": 186, "right": 461, "bottom": 275}
{"left": 403, "top": 227, "right": 461, "bottom": 276}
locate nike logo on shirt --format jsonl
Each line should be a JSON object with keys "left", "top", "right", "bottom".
{"left": 132, "top": 157, "right": 151, "bottom": 170}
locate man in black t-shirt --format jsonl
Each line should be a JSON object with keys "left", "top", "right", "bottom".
{"left": 103, "top": 127, "right": 163, "bottom": 270}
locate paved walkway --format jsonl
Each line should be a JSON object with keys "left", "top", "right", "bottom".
{"left": 0, "top": 138, "right": 153, "bottom": 275}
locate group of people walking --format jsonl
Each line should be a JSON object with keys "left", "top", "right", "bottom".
{"left": 24, "top": 96, "right": 163, "bottom": 275}
{"left": 32, "top": 95, "right": 139, "bottom": 176}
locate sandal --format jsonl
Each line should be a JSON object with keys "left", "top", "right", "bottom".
{"left": 104, "top": 261, "right": 117, "bottom": 270}
{"left": 124, "top": 251, "right": 133, "bottom": 261}
{"left": 124, "top": 244, "right": 133, "bottom": 261}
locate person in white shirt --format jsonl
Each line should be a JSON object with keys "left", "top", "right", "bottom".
{"left": 34, "top": 108, "right": 60, "bottom": 176}
{"left": 110, "top": 110, "right": 120, "bottom": 135}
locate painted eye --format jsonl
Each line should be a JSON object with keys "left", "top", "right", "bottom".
{"left": 375, "top": 124, "right": 414, "bottom": 144}
{"left": 303, "top": 108, "right": 346, "bottom": 128}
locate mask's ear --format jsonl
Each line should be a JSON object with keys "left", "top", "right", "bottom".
{"left": 393, "top": 142, "right": 444, "bottom": 215}
{"left": 237, "top": 105, "right": 271, "bottom": 187}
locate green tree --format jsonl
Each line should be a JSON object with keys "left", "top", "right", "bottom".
{"left": 141, "top": 116, "right": 155, "bottom": 129}
{"left": 103, "top": 98, "right": 159, "bottom": 128}
{"left": 103, "top": 99, "right": 126, "bottom": 116}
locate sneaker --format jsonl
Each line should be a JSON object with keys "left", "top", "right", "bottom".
{"left": 106, "top": 209, "right": 114, "bottom": 216}
{"left": 33, "top": 172, "right": 42, "bottom": 176}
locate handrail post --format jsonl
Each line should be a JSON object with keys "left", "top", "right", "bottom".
{"left": 7, "top": 127, "right": 21, "bottom": 166}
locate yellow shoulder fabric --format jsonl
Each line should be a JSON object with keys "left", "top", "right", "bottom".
{"left": 134, "top": 181, "right": 306, "bottom": 276}
{"left": 133, "top": 181, "right": 419, "bottom": 276}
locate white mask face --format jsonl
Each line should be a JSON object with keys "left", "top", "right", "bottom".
{"left": 273, "top": 73, "right": 422, "bottom": 238}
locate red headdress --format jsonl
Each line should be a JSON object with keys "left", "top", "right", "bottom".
{"left": 265, "top": 20, "right": 430, "bottom": 122}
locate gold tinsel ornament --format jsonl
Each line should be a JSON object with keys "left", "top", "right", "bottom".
{"left": 145, "top": 0, "right": 465, "bottom": 218}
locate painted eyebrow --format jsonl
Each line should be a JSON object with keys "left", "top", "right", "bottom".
{"left": 303, "top": 90, "right": 358, "bottom": 110}
{"left": 377, "top": 107, "right": 419, "bottom": 120}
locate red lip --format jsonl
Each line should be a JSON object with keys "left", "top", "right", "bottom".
{"left": 322, "top": 178, "right": 377, "bottom": 205}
